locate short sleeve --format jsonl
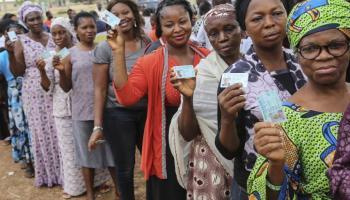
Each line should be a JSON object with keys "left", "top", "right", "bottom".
{"left": 93, "top": 41, "right": 111, "bottom": 64}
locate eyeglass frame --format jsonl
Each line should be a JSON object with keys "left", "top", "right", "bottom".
{"left": 296, "top": 40, "right": 350, "bottom": 60}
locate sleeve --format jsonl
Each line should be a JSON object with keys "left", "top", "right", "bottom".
{"left": 93, "top": 42, "right": 110, "bottom": 64}
{"left": 113, "top": 57, "right": 148, "bottom": 106}
{"left": 328, "top": 105, "right": 350, "bottom": 199}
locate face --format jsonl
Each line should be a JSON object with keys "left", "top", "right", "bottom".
{"left": 205, "top": 17, "right": 241, "bottom": 59}
{"left": 10, "top": 15, "right": 18, "bottom": 21}
{"left": 111, "top": 3, "right": 135, "bottom": 33}
{"left": 68, "top": 10, "right": 76, "bottom": 20}
{"left": 244, "top": 0, "right": 287, "bottom": 49}
{"left": 298, "top": 29, "right": 349, "bottom": 86}
{"left": 46, "top": 11, "right": 53, "bottom": 19}
{"left": 160, "top": 5, "right": 192, "bottom": 48}
{"left": 51, "top": 25, "right": 72, "bottom": 48}
{"left": 75, "top": 17, "right": 96, "bottom": 43}
{"left": 25, "top": 11, "right": 43, "bottom": 33}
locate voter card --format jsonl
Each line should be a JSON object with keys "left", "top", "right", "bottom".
{"left": 8, "top": 31, "right": 18, "bottom": 42}
{"left": 57, "top": 47, "right": 70, "bottom": 59}
{"left": 99, "top": 10, "right": 120, "bottom": 27}
{"left": 174, "top": 65, "right": 195, "bottom": 79}
{"left": 41, "top": 50, "right": 54, "bottom": 60}
{"left": 220, "top": 73, "right": 249, "bottom": 88}
{"left": 257, "top": 90, "right": 287, "bottom": 123}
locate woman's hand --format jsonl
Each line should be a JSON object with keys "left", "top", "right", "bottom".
{"left": 254, "top": 122, "right": 285, "bottom": 164}
{"left": 218, "top": 83, "right": 245, "bottom": 122}
{"left": 88, "top": 130, "right": 105, "bottom": 151}
{"left": 52, "top": 55, "right": 65, "bottom": 71}
{"left": 35, "top": 59, "right": 46, "bottom": 73}
{"left": 107, "top": 27, "right": 125, "bottom": 51}
{"left": 170, "top": 68, "right": 196, "bottom": 98}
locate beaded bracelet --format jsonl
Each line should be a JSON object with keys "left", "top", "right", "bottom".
{"left": 266, "top": 178, "right": 282, "bottom": 191}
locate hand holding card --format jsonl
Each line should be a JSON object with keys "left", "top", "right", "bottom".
{"left": 171, "top": 65, "right": 196, "bottom": 97}
{"left": 8, "top": 31, "right": 18, "bottom": 42}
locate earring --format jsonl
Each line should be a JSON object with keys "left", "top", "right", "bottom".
{"left": 134, "top": 22, "right": 137, "bottom": 28}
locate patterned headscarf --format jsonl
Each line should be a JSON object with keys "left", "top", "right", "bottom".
{"left": 287, "top": 0, "right": 350, "bottom": 49}
{"left": 203, "top": 3, "right": 236, "bottom": 27}
{"left": 51, "top": 17, "right": 75, "bottom": 36}
{"left": 18, "top": 1, "right": 43, "bottom": 23}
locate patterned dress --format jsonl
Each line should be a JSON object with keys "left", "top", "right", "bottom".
{"left": 19, "top": 34, "right": 62, "bottom": 187}
{"left": 248, "top": 102, "right": 342, "bottom": 200}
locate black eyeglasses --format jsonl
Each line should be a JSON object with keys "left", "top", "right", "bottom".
{"left": 297, "top": 41, "right": 350, "bottom": 60}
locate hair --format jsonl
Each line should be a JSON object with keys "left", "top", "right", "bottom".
{"left": 45, "top": 11, "right": 52, "bottom": 18}
{"left": 2, "top": 13, "right": 16, "bottom": 20}
{"left": 67, "top": 8, "right": 73, "bottom": 14}
{"left": 155, "top": 0, "right": 193, "bottom": 38}
{"left": 212, "top": 0, "right": 232, "bottom": 6}
{"left": 73, "top": 11, "right": 96, "bottom": 29}
{"left": 89, "top": 10, "right": 99, "bottom": 19}
{"left": 106, "top": 0, "right": 143, "bottom": 39}
{"left": 199, "top": 0, "right": 211, "bottom": 16}
{"left": 0, "top": 19, "right": 25, "bottom": 34}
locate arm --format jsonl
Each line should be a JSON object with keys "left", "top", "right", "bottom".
{"left": 8, "top": 39, "right": 25, "bottom": 77}
{"left": 57, "top": 56, "right": 72, "bottom": 92}
{"left": 36, "top": 59, "right": 51, "bottom": 91}
{"left": 216, "top": 83, "right": 245, "bottom": 158}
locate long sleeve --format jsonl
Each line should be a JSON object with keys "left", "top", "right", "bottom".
{"left": 113, "top": 57, "right": 148, "bottom": 106}
{"left": 329, "top": 104, "right": 350, "bottom": 199}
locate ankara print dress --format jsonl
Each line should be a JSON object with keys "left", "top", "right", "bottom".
{"left": 19, "top": 34, "right": 62, "bottom": 187}
{"left": 248, "top": 102, "right": 342, "bottom": 200}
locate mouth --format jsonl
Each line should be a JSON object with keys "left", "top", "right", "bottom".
{"left": 119, "top": 19, "right": 130, "bottom": 28}
{"left": 219, "top": 45, "right": 232, "bottom": 52}
{"left": 264, "top": 32, "right": 280, "bottom": 41}
{"left": 316, "top": 66, "right": 337, "bottom": 75}
{"left": 173, "top": 34, "right": 186, "bottom": 41}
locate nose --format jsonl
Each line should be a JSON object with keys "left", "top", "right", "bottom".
{"left": 173, "top": 23, "right": 182, "bottom": 33}
{"left": 218, "top": 31, "right": 228, "bottom": 42}
{"left": 264, "top": 15, "right": 275, "bottom": 29}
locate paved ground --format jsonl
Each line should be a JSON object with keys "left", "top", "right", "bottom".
{"left": 0, "top": 141, "right": 146, "bottom": 200}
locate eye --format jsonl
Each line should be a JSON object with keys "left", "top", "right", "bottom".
{"left": 328, "top": 41, "right": 347, "bottom": 50}
{"left": 251, "top": 16, "right": 262, "bottom": 22}
{"left": 272, "top": 11, "right": 284, "bottom": 16}
{"left": 301, "top": 45, "right": 319, "bottom": 53}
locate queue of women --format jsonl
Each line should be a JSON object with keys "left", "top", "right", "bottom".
{"left": 0, "top": 0, "right": 350, "bottom": 199}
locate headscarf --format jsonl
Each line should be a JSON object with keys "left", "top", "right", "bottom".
{"left": 18, "top": 1, "right": 43, "bottom": 23}
{"left": 203, "top": 3, "right": 236, "bottom": 27}
{"left": 51, "top": 17, "right": 75, "bottom": 37}
{"left": 286, "top": 0, "right": 350, "bottom": 49}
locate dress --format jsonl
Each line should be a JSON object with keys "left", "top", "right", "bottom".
{"left": 0, "top": 50, "right": 32, "bottom": 164}
{"left": 46, "top": 60, "right": 109, "bottom": 196}
{"left": 248, "top": 102, "right": 342, "bottom": 200}
{"left": 19, "top": 34, "right": 62, "bottom": 187}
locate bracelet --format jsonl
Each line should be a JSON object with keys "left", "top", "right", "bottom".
{"left": 266, "top": 178, "right": 282, "bottom": 191}
{"left": 93, "top": 126, "right": 103, "bottom": 133}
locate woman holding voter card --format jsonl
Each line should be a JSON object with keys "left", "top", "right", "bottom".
{"left": 169, "top": 4, "right": 241, "bottom": 200}
{"left": 110, "top": 0, "right": 209, "bottom": 199}
{"left": 88, "top": 0, "right": 151, "bottom": 199}
{"left": 56, "top": 12, "right": 118, "bottom": 200}
{"left": 215, "top": 0, "right": 307, "bottom": 199}
{"left": 8, "top": 1, "right": 62, "bottom": 187}
{"left": 248, "top": 0, "right": 350, "bottom": 199}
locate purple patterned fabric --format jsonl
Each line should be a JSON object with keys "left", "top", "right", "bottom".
{"left": 329, "top": 103, "right": 350, "bottom": 199}
{"left": 19, "top": 34, "right": 62, "bottom": 187}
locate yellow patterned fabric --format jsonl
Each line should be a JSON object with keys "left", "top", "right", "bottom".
{"left": 248, "top": 102, "right": 343, "bottom": 200}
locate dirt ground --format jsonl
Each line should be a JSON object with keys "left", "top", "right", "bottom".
{"left": 0, "top": 141, "right": 146, "bottom": 200}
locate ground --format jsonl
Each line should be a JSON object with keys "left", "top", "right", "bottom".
{"left": 0, "top": 142, "right": 146, "bottom": 200}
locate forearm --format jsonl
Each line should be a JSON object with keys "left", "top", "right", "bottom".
{"left": 112, "top": 49, "right": 128, "bottom": 88}
{"left": 178, "top": 97, "right": 200, "bottom": 141}
{"left": 267, "top": 162, "right": 285, "bottom": 200}
{"left": 218, "top": 117, "right": 240, "bottom": 157}
{"left": 58, "top": 70, "right": 72, "bottom": 92}
{"left": 8, "top": 52, "right": 25, "bottom": 77}
{"left": 39, "top": 70, "right": 51, "bottom": 91}
{"left": 94, "top": 88, "right": 107, "bottom": 127}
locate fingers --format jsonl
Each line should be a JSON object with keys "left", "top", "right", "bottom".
{"left": 256, "top": 142, "right": 283, "bottom": 156}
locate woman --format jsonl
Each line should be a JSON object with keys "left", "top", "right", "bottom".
{"left": 57, "top": 12, "right": 117, "bottom": 200}
{"left": 8, "top": 1, "right": 62, "bottom": 187}
{"left": 169, "top": 4, "right": 241, "bottom": 199}
{"left": 214, "top": 0, "right": 307, "bottom": 199}
{"left": 248, "top": 0, "right": 350, "bottom": 199}
{"left": 0, "top": 19, "right": 33, "bottom": 177}
{"left": 110, "top": 0, "right": 209, "bottom": 199}
{"left": 88, "top": 1, "right": 150, "bottom": 200}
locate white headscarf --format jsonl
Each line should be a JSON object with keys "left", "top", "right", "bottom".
{"left": 18, "top": 1, "right": 43, "bottom": 23}
{"left": 51, "top": 17, "right": 77, "bottom": 43}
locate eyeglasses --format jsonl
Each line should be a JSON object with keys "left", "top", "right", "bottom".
{"left": 297, "top": 41, "right": 350, "bottom": 60}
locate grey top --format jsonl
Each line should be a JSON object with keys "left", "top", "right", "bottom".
{"left": 93, "top": 40, "right": 147, "bottom": 109}
{"left": 71, "top": 46, "right": 95, "bottom": 120}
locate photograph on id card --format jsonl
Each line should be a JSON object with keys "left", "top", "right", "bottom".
{"left": 173, "top": 65, "right": 195, "bottom": 79}
{"left": 8, "top": 31, "right": 18, "bottom": 42}
{"left": 220, "top": 73, "right": 249, "bottom": 88}
{"left": 99, "top": 10, "right": 120, "bottom": 27}
{"left": 257, "top": 90, "right": 287, "bottom": 123}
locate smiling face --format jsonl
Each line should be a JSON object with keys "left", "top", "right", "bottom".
{"left": 205, "top": 16, "right": 241, "bottom": 62}
{"left": 51, "top": 25, "right": 72, "bottom": 49}
{"left": 75, "top": 17, "right": 96, "bottom": 43}
{"left": 298, "top": 29, "right": 350, "bottom": 86}
{"left": 159, "top": 4, "right": 192, "bottom": 48}
{"left": 244, "top": 0, "right": 287, "bottom": 49}
{"left": 25, "top": 11, "right": 43, "bottom": 34}
{"left": 111, "top": 3, "right": 135, "bottom": 33}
